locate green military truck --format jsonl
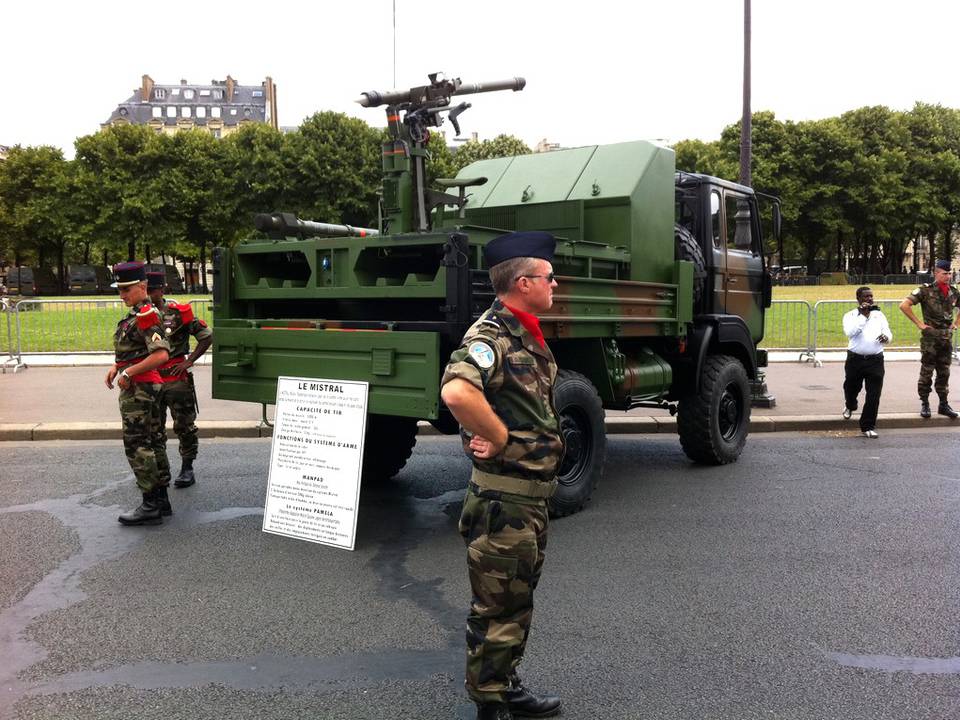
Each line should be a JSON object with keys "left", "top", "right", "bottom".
{"left": 211, "top": 74, "right": 781, "bottom": 516}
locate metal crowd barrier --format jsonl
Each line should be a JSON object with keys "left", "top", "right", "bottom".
{"left": 1, "top": 297, "right": 26, "bottom": 373}
{"left": 1, "top": 297, "right": 956, "bottom": 371}
{"left": 761, "top": 300, "right": 815, "bottom": 362}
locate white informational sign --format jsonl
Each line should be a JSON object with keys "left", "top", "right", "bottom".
{"left": 262, "top": 376, "right": 369, "bottom": 551}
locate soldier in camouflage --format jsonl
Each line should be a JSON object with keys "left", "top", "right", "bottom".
{"left": 105, "top": 262, "right": 173, "bottom": 526}
{"left": 147, "top": 272, "right": 213, "bottom": 488}
{"left": 441, "top": 231, "right": 564, "bottom": 720}
{"left": 900, "top": 259, "right": 960, "bottom": 419}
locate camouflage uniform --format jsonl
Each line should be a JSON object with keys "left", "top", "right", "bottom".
{"left": 906, "top": 283, "right": 960, "bottom": 401}
{"left": 442, "top": 298, "right": 564, "bottom": 705}
{"left": 114, "top": 300, "right": 171, "bottom": 493}
{"left": 155, "top": 299, "right": 212, "bottom": 467}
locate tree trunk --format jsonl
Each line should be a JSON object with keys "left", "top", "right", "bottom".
{"left": 942, "top": 223, "right": 955, "bottom": 264}
{"left": 82, "top": 242, "right": 91, "bottom": 264}
{"left": 200, "top": 240, "right": 208, "bottom": 293}
{"left": 145, "top": 245, "right": 152, "bottom": 264}
{"left": 836, "top": 231, "right": 843, "bottom": 270}
{"left": 103, "top": 249, "right": 109, "bottom": 270}
{"left": 127, "top": 239, "right": 135, "bottom": 261}
{"left": 57, "top": 242, "right": 66, "bottom": 294}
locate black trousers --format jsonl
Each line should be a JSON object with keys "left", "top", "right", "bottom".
{"left": 843, "top": 352, "right": 885, "bottom": 432}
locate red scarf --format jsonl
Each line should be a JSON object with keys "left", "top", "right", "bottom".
{"left": 938, "top": 281, "right": 950, "bottom": 298}
{"left": 504, "top": 303, "right": 545, "bottom": 349}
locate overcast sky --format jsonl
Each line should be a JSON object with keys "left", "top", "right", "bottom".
{"left": 2, "top": 0, "right": 957, "bottom": 159}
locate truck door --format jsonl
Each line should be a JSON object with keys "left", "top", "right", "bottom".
{"left": 708, "top": 189, "right": 726, "bottom": 314}
{"left": 723, "top": 191, "right": 764, "bottom": 341}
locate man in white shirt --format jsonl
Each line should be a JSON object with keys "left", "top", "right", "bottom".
{"left": 842, "top": 286, "right": 892, "bottom": 438}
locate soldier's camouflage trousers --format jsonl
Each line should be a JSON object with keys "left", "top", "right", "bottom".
{"left": 458, "top": 485, "right": 549, "bottom": 703}
{"left": 918, "top": 333, "right": 953, "bottom": 401}
{"left": 158, "top": 376, "right": 199, "bottom": 462}
{"left": 119, "top": 382, "right": 169, "bottom": 493}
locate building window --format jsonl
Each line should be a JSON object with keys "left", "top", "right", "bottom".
{"left": 118, "top": 107, "right": 128, "bottom": 117}
{"left": 171, "top": 88, "right": 180, "bottom": 96}
{"left": 243, "top": 107, "right": 252, "bottom": 117}
{"left": 213, "top": 89, "right": 224, "bottom": 99}
{"left": 230, "top": 108, "right": 238, "bottom": 116}
{"left": 154, "top": 88, "right": 166, "bottom": 100}
{"left": 183, "top": 89, "right": 195, "bottom": 100}
{"left": 181, "top": 106, "right": 191, "bottom": 118}
{"left": 152, "top": 106, "right": 163, "bottom": 118}
{"left": 252, "top": 90, "right": 263, "bottom": 98}
{"left": 200, "top": 89, "right": 210, "bottom": 97}
{"left": 196, "top": 106, "right": 206, "bottom": 118}
{"left": 211, "top": 106, "right": 221, "bottom": 119}
{"left": 166, "top": 106, "right": 177, "bottom": 118}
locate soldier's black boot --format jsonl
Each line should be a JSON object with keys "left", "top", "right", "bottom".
{"left": 938, "top": 401, "right": 959, "bottom": 419}
{"left": 156, "top": 486, "right": 173, "bottom": 516}
{"left": 174, "top": 459, "right": 195, "bottom": 488}
{"left": 476, "top": 702, "right": 514, "bottom": 720}
{"left": 920, "top": 399, "right": 931, "bottom": 419}
{"left": 118, "top": 492, "right": 163, "bottom": 526}
{"left": 505, "top": 678, "right": 562, "bottom": 718}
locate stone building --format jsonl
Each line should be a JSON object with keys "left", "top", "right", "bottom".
{"left": 102, "top": 75, "right": 278, "bottom": 138}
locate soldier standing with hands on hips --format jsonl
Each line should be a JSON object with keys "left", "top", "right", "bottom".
{"left": 105, "top": 262, "right": 173, "bottom": 525}
{"left": 441, "top": 231, "right": 564, "bottom": 720}
{"left": 899, "top": 259, "right": 960, "bottom": 419}
{"left": 147, "top": 271, "right": 213, "bottom": 488}
{"left": 841, "top": 287, "right": 891, "bottom": 438}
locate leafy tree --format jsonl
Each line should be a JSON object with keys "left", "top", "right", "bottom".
{"left": 281, "top": 112, "right": 383, "bottom": 227}
{"left": 451, "top": 135, "right": 531, "bottom": 173}
{"left": 0, "top": 145, "right": 73, "bottom": 289}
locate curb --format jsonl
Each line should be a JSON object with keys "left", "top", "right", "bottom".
{"left": 3, "top": 414, "right": 959, "bottom": 442}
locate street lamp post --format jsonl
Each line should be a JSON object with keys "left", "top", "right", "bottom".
{"left": 739, "top": 0, "right": 752, "bottom": 187}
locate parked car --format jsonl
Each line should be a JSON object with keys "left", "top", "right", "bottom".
{"left": 144, "top": 263, "right": 184, "bottom": 293}
{"left": 6, "top": 267, "right": 60, "bottom": 296}
{"left": 67, "top": 264, "right": 112, "bottom": 294}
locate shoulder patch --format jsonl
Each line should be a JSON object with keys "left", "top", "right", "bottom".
{"left": 468, "top": 340, "right": 496, "bottom": 369}
{"left": 151, "top": 332, "right": 163, "bottom": 344}
{"left": 912, "top": 288, "right": 921, "bottom": 296}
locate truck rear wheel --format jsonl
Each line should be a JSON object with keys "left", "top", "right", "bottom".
{"left": 361, "top": 414, "right": 419, "bottom": 483}
{"left": 550, "top": 370, "right": 606, "bottom": 517}
{"left": 677, "top": 354, "right": 750, "bottom": 465}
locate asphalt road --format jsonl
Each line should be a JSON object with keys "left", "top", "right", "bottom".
{"left": 1, "top": 431, "right": 958, "bottom": 720}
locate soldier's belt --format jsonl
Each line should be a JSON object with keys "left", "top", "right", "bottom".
{"left": 470, "top": 468, "right": 557, "bottom": 499}
{"left": 158, "top": 356, "right": 189, "bottom": 377}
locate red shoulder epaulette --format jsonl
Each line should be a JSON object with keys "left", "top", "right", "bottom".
{"left": 177, "top": 302, "right": 195, "bottom": 324}
{"left": 136, "top": 306, "right": 161, "bottom": 330}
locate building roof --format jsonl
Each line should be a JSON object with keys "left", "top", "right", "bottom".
{"left": 104, "top": 77, "right": 271, "bottom": 128}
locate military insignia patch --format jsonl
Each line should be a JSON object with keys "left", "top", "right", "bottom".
{"left": 151, "top": 332, "right": 162, "bottom": 343}
{"left": 468, "top": 341, "right": 496, "bottom": 369}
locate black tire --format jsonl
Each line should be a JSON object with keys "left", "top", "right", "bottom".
{"left": 675, "top": 224, "right": 706, "bottom": 310}
{"left": 361, "top": 414, "right": 419, "bottom": 483}
{"left": 677, "top": 354, "right": 750, "bottom": 465}
{"left": 550, "top": 370, "right": 606, "bottom": 517}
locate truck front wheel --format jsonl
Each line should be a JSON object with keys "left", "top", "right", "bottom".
{"left": 677, "top": 354, "right": 750, "bottom": 465}
{"left": 361, "top": 414, "right": 419, "bottom": 483}
{"left": 550, "top": 370, "right": 606, "bottom": 517}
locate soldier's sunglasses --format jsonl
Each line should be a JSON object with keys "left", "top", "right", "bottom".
{"left": 517, "top": 273, "right": 556, "bottom": 283}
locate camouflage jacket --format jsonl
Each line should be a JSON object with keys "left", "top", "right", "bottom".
{"left": 441, "top": 298, "right": 563, "bottom": 498}
{"left": 114, "top": 299, "right": 171, "bottom": 365}
{"left": 155, "top": 298, "right": 213, "bottom": 358}
{"left": 906, "top": 283, "right": 960, "bottom": 331}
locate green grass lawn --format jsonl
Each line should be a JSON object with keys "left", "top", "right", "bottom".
{"left": 766, "top": 284, "right": 924, "bottom": 350}
{"left": 1, "top": 298, "right": 213, "bottom": 353}
{"left": 0, "top": 286, "right": 936, "bottom": 354}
